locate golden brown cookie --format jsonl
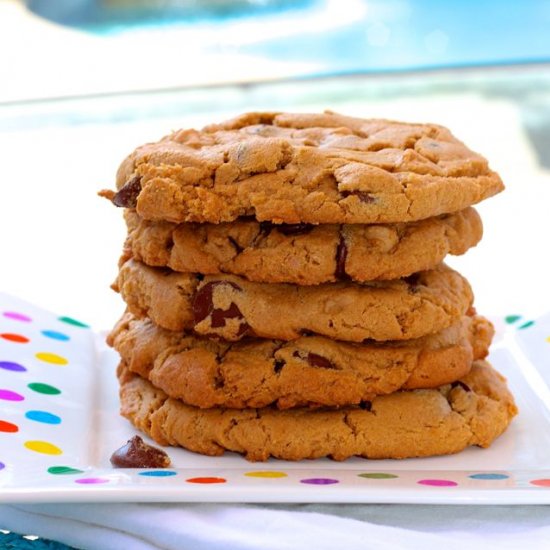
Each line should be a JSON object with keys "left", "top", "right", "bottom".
{"left": 115, "top": 260, "right": 473, "bottom": 342}
{"left": 109, "top": 311, "right": 493, "bottom": 409}
{"left": 118, "top": 360, "right": 517, "bottom": 461}
{"left": 101, "top": 111, "right": 503, "bottom": 224}
{"left": 122, "top": 207, "right": 482, "bottom": 284}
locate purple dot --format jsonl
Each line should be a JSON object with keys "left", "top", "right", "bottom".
{"left": 3, "top": 312, "right": 32, "bottom": 323}
{"left": 0, "top": 389, "right": 24, "bottom": 401}
{"left": 0, "top": 361, "right": 26, "bottom": 372}
{"left": 75, "top": 477, "right": 110, "bottom": 484}
{"left": 300, "top": 478, "right": 339, "bottom": 485}
{"left": 0, "top": 461, "right": 5, "bottom": 471}
{"left": 418, "top": 479, "right": 458, "bottom": 487}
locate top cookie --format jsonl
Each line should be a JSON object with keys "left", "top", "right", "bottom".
{"left": 104, "top": 111, "right": 503, "bottom": 224}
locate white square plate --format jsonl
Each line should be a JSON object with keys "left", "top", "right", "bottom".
{"left": 1, "top": 293, "right": 550, "bottom": 504}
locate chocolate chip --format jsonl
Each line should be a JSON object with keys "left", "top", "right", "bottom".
{"left": 275, "top": 224, "right": 313, "bottom": 236}
{"left": 342, "top": 190, "right": 376, "bottom": 203}
{"left": 451, "top": 381, "right": 472, "bottom": 392}
{"left": 193, "top": 281, "right": 250, "bottom": 336}
{"left": 335, "top": 233, "right": 349, "bottom": 280}
{"left": 259, "top": 222, "right": 313, "bottom": 236}
{"left": 193, "top": 281, "right": 241, "bottom": 323}
{"left": 112, "top": 175, "right": 142, "bottom": 208}
{"left": 307, "top": 352, "right": 336, "bottom": 369}
{"left": 359, "top": 400, "right": 372, "bottom": 411}
{"left": 228, "top": 237, "right": 244, "bottom": 253}
{"left": 211, "top": 302, "right": 243, "bottom": 328}
{"left": 404, "top": 273, "right": 422, "bottom": 293}
{"left": 274, "top": 359, "right": 285, "bottom": 374}
{"left": 110, "top": 435, "right": 171, "bottom": 468}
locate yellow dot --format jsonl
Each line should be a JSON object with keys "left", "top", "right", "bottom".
{"left": 245, "top": 471, "right": 288, "bottom": 478}
{"left": 546, "top": 336, "right": 550, "bottom": 343}
{"left": 35, "top": 352, "right": 68, "bottom": 365}
{"left": 24, "top": 440, "right": 63, "bottom": 455}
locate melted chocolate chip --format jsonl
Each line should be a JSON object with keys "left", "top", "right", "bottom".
{"left": 228, "top": 237, "right": 244, "bottom": 253}
{"left": 335, "top": 234, "right": 349, "bottom": 280}
{"left": 112, "top": 175, "right": 142, "bottom": 208}
{"left": 451, "top": 381, "right": 472, "bottom": 392}
{"left": 359, "top": 400, "right": 372, "bottom": 411}
{"left": 192, "top": 281, "right": 250, "bottom": 336}
{"left": 307, "top": 352, "right": 336, "bottom": 369}
{"left": 259, "top": 222, "right": 313, "bottom": 237}
{"left": 342, "top": 190, "right": 376, "bottom": 203}
{"left": 110, "top": 435, "right": 171, "bottom": 468}
{"left": 404, "top": 273, "right": 422, "bottom": 293}
{"left": 211, "top": 302, "right": 243, "bottom": 328}
{"left": 193, "top": 281, "right": 242, "bottom": 323}
{"left": 274, "top": 359, "right": 286, "bottom": 374}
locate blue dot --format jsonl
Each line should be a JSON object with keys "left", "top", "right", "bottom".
{"left": 25, "top": 410, "right": 62, "bottom": 425}
{"left": 41, "top": 330, "right": 70, "bottom": 341}
{"left": 139, "top": 471, "right": 177, "bottom": 477}
{"left": 469, "top": 473, "right": 509, "bottom": 480}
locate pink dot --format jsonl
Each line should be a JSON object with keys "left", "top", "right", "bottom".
{"left": 3, "top": 312, "right": 32, "bottom": 323}
{"left": 300, "top": 478, "right": 339, "bottom": 485}
{"left": 75, "top": 477, "right": 109, "bottom": 484}
{"left": 530, "top": 479, "right": 550, "bottom": 487}
{"left": 418, "top": 479, "right": 458, "bottom": 487}
{"left": 0, "top": 389, "right": 24, "bottom": 401}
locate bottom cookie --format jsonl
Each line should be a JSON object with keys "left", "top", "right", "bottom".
{"left": 119, "top": 360, "right": 517, "bottom": 462}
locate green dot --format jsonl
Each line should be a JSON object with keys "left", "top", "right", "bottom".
{"left": 358, "top": 473, "right": 399, "bottom": 479}
{"left": 505, "top": 315, "right": 521, "bottom": 324}
{"left": 48, "top": 466, "right": 84, "bottom": 475}
{"left": 519, "top": 320, "right": 535, "bottom": 329}
{"left": 28, "top": 382, "right": 61, "bottom": 395}
{"left": 58, "top": 316, "right": 90, "bottom": 328}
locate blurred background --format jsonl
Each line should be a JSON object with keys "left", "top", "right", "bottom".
{"left": 1, "top": 0, "right": 549, "bottom": 329}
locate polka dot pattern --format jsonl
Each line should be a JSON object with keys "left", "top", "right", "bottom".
{"left": 25, "top": 410, "right": 61, "bottom": 425}
{"left": 418, "top": 479, "right": 458, "bottom": 487}
{"left": 41, "top": 330, "right": 70, "bottom": 342}
{"left": 35, "top": 352, "right": 68, "bottom": 365}
{"left": 24, "top": 441, "right": 63, "bottom": 455}
{"left": 300, "top": 478, "right": 339, "bottom": 485}
{"left": 0, "top": 361, "right": 26, "bottom": 372}
{"left": 48, "top": 466, "right": 84, "bottom": 475}
{"left": 186, "top": 477, "right": 227, "bottom": 484}
{"left": 1, "top": 333, "right": 29, "bottom": 343}
{"left": 3, "top": 312, "right": 32, "bottom": 323}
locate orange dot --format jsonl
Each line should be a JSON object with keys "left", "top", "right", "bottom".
{"left": 186, "top": 477, "right": 226, "bottom": 484}
{"left": 1, "top": 333, "right": 29, "bottom": 343}
{"left": 531, "top": 479, "right": 550, "bottom": 487}
{"left": 0, "top": 420, "right": 18, "bottom": 433}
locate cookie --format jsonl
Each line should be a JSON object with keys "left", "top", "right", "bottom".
{"left": 115, "top": 260, "right": 473, "bottom": 342}
{"left": 101, "top": 111, "right": 503, "bottom": 224}
{"left": 122, "top": 207, "right": 482, "bottom": 284}
{"left": 118, "top": 360, "right": 517, "bottom": 461}
{"left": 109, "top": 311, "right": 493, "bottom": 409}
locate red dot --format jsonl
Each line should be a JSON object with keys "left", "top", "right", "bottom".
{"left": 0, "top": 420, "right": 19, "bottom": 433}
{"left": 1, "top": 333, "right": 29, "bottom": 343}
{"left": 531, "top": 479, "right": 550, "bottom": 487}
{"left": 186, "top": 477, "right": 227, "bottom": 484}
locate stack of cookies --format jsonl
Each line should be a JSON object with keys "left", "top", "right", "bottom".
{"left": 102, "top": 111, "right": 517, "bottom": 462}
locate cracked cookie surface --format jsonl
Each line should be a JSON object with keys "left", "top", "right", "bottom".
{"left": 102, "top": 111, "right": 504, "bottom": 224}
{"left": 123, "top": 207, "right": 482, "bottom": 284}
{"left": 118, "top": 360, "right": 517, "bottom": 461}
{"left": 109, "top": 311, "right": 493, "bottom": 409}
{"left": 115, "top": 260, "right": 473, "bottom": 342}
